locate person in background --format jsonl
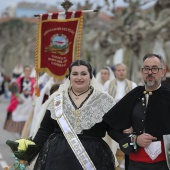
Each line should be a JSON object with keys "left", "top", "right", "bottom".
{"left": 104, "top": 53, "right": 170, "bottom": 170}
{"left": 104, "top": 63, "right": 137, "bottom": 170}
{"left": 21, "top": 82, "right": 61, "bottom": 139}
{"left": 96, "top": 66, "right": 115, "bottom": 91}
{"left": 3, "top": 66, "right": 35, "bottom": 136}
{"left": 161, "top": 65, "right": 170, "bottom": 90}
{"left": 0, "top": 70, "right": 5, "bottom": 101}
{"left": 105, "top": 63, "right": 137, "bottom": 103}
{"left": 49, "top": 83, "right": 60, "bottom": 95}
{"left": 0, "top": 66, "right": 11, "bottom": 99}
{"left": 96, "top": 66, "right": 120, "bottom": 168}
{"left": 12, "top": 64, "right": 23, "bottom": 80}
{"left": 28, "top": 73, "right": 64, "bottom": 138}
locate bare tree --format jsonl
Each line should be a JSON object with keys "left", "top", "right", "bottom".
{"left": 80, "top": 0, "right": 170, "bottom": 81}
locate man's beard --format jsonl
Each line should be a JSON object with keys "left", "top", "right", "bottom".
{"left": 145, "top": 80, "right": 156, "bottom": 87}
{"left": 145, "top": 75, "right": 158, "bottom": 87}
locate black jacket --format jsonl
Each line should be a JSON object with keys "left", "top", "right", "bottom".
{"left": 104, "top": 86, "right": 170, "bottom": 154}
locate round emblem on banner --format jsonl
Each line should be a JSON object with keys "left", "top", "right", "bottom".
{"left": 45, "top": 33, "right": 71, "bottom": 55}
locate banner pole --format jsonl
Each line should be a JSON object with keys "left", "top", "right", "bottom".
{"left": 34, "top": 10, "right": 98, "bottom": 17}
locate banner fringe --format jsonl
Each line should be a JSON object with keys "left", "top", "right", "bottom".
{"left": 76, "top": 12, "right": 84, "bottom": 60}
{"left": 34, "top": 16, "right": 40, "bottom": 96}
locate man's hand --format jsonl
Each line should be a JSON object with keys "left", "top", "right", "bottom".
{"left": 23, "top": 90, "right": 31, "bottom": 95}
{"left": 137, "top": 133, "right": 157, "bottom": 147}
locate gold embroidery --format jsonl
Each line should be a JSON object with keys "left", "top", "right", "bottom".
{"left": 122, "top": 143, "right": 129, "bottom": 148}
{"left": 73, "top": 109, "right": 81, "bottom": 127}
{"left": 73, "top": 109, "right": 81, "bottom": 117}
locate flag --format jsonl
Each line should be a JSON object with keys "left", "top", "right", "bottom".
{"left": 34, "top": 11, "right": 84, "bottom": 96}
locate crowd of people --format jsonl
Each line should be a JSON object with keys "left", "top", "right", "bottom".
{"left": 2, "top": 53, "right": 170, "bottom": 170}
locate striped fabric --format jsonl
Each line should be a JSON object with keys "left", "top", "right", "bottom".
{"left": 41, "top": 11, "right": 82, "bottom": 20}
{"left": 3, "top": 112, "right": 25, "bottom": 135}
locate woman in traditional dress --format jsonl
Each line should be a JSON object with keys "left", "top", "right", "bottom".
{"left": 18, "top": 60, "right": 116, "bottom": 170}
{"left": 3, "top": 66, "right": 35, "bottom": 136}
{"left": 96, "top": 66, "right": 115, "bottom": 91}
{"left": 28, "top": 60, "right": 115, "bottom": 170}
{"left": 0, "top": 71, "right": 5, "bottom": 99}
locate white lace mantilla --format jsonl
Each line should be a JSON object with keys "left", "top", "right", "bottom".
{"left": 48, "top": 89, "right": 115, "bottom": 134}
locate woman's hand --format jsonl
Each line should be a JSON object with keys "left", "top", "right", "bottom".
{"left": 23, "top": 90, "right": 31, "bottom": 95}
{"left": 123, "top": 127, "right": 133, "bottom": 134}
{"left": 16, "top": 96, "right": 23, "bottom": 104}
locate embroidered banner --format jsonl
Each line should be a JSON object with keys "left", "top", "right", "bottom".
{"left": 35, "top": 11, "right": 83, "bottom": 81}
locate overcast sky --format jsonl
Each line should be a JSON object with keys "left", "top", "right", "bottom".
{"left": 0, "top": 0, "right": 156, "bottom": 16}
{"left": 0, "top": 0, "right": 129, "bottom": 15}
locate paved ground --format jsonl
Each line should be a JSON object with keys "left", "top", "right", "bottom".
{"left": 0, "top": 97, "right": 14, "bottom": 169}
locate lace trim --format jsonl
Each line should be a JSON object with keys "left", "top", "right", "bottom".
{"left": 48, "top": 89, "right": 115, "bottom": 134}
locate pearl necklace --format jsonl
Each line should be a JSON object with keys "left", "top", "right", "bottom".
{"left": 71, "top": 87, "right": 90, "bottom": 99}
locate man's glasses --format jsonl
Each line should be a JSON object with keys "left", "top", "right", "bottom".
{"left": 141, "top": 67, "right": 163, "bottom": 74}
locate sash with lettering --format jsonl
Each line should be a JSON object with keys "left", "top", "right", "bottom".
{"left": 54, "top": 92, "right": 96, "bottom": 170}
{"left": 35, "top": 11, "right": 83, "bottom": 80}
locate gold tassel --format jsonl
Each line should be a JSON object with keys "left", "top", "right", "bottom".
{"left": 76, "top": 12, "right": 84, "bottom": 60}
{"left": 34, "top": 16, "right": 40, "bottom": 96}
{"left": 35, "top": 81, "right": 40, "bottom": 97}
